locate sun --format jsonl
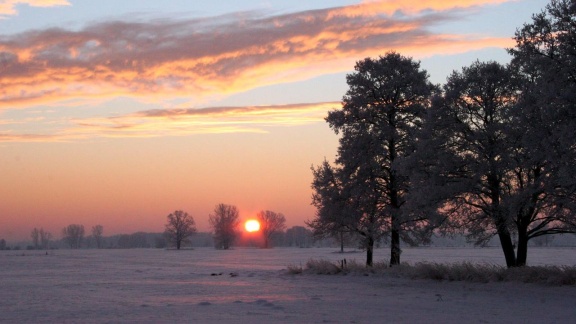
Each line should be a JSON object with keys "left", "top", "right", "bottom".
{"left": 245, "top": 219, "right": 260, "bottom": 232}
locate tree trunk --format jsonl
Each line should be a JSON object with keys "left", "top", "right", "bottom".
{"left": 176, "top": 240, "right": 181, "bottom": 250}
{"left": 516, "top": 226, "right": 529, "bottom": 267}
{"left": 340, "top": 231, "right": 344, "bottom": 253}
{"left": 496, "top": 229, "right": 516, "bottom": 267}
{"left": 390, "top": 228, "right": 401, "bottom": 266}
{"left": 366, "top": 237, "right": 374, "bottom": 267}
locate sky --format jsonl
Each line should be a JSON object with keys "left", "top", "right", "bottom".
{"left": 0, "top": 0, "right": 550, "bottom": 241}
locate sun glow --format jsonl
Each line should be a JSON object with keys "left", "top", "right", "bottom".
{"left": 245, "top": 219, "right": 260, "bottom": 232}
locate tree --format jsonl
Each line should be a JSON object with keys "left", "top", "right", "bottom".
{"left": 257, "top": 210, "right": 286, "bottom": 248}
{"left": 39, "top": 228, "right": 52, "bottom": 250}
{"left": 417, "top": 60, "right": 572, "bottom": 267}
{"left": 209, "top": 203, "right": 240, "bottom": 249}
{"left": 311, "top": 52, "right": 438, "bottom": 266}
{"left": 91, "top": 225, "right": 104, "bottom": 249}
{"left": 509, "top": 0, "right": 576, "bottom": 212}
{"left": 285, "top": 226, "right": 313, "bottom": 248}
{"left": 505, "top": 0, "right": 576, "bottom": 263}
{"left": 62, "top": 224, "right": 85, "bottom": 249}
{"left": 164, "top": 210, "right": 196, "bottom": 250}
{"left": 0, "top": 239, "right": 6, "bottom": 250}
{"left": 31, "top": 228, "right": 40, "bottom": 249}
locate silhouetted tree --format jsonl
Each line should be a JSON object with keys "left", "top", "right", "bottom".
{"left": 257, "top": 210, "right": 286, "bottom": 248}
{"left": 62, "top": 224, "right": 85, "bottom": 249}
{"left": 209, "top": 203, "right": 240, "bottom": 249}
{"left": 39, "top": 228, "right": 52, "bottom": 249}
{"left": 164, "top": 210, "right": 196, "bottom": 250}
{"left": 311, "top": 52, "right": 438, "bottom": 266}
{"left": 285, "top": 226, "right": 312, "bottom": 248}
{"left": 91, "top": 225, "right": 104, "bottom": 249}
{"left": 0, "top": 239, "right": 6, "bottom": 250}
{"left": 31, "top": 228, "right": 40, "bottom": 249}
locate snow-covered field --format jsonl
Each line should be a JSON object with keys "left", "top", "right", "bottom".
{"left": 1, "top": 247, "right": 575, "bottom": 323}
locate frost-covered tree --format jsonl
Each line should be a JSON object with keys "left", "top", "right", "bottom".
{"left": 421, "top": 61, "right": 522, "bottom": 267}
{"left": 164, "top": 210, "right": 196, "bottom": 250}
{"left": 312, "top": 52, "right": 437, "bottom": 266}
{"left": 91, "top": 225, "right": 104, "bottom": 249}
{"left": 257, "top": 210, "right": 286, "bottom": 248}
{"left": 309, "top": 160, "right": 361, "bottom": 253}
{"left": 209, "top": 203, "right": 240, "bottom": 250}
{"left": 62, "top": 224, "right": 85, "bottom": 249}
{"left": 509, "top": 0, "right": 576, "bottom": 217}
{"left": 505, "top": 0, "right": 576, "bottom": 263}
{"left": 416, "top": 60, "right": 574, "bottom": 267}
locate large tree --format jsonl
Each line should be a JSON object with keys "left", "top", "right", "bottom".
{"left": 417, "top": 59, "right": 576, "bottom": 267}
{"left": 509, "top": 0, "right": 576, "bottom": 214}
{"left": 209, "top": 203, "right": 241, "bottom": 250}
{"left": 311, "top": 52, "right": 437, "bottom": 266}
{"left": 164, "top": 210, "right": 196, "bottom": 250}
{"left": 506, "top": 0, "right": 576, "bottom": 262}
{"left": 257, "top": 210, "right": 286, "bottom": 248}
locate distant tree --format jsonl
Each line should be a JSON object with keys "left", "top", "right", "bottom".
{"left": 0, "top": 239, "right": 6, "bottom": 250}
{"left": 31, "top": 228, "right": 40, "bottom": 249}
{"left": 62, "top": 224, "right": 85, "bottom": 249}
{"left": 209, "top": 203, "right": 240, "bottom": 250}
{"left": 116, "top": 232, "right": 150, "bottom": 249}
{"left": 91, "top": 225, "right": 104, "bottom": 249}
{"left": 257, "top": 210, "right": 286, "bottom": 248}
{"left": 164, "top": 210, "right": 196, "bottom": 250}
{"left": 285, "top": 226, "right": 313, "bottom": 248}
{"left": 39, "top": 228, "right": 52, "bottom": 250}
{"left": 311, "top": 53, "right": 438, "bottom": 266}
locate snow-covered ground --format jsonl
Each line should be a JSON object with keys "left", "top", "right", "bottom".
{"left": 1, "top": 247, "right": 575, "bottom": 323}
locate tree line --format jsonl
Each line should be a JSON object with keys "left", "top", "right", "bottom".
{"left": 163, "top": 204, "right": 289, "bottom": 250}
{"left": 308, "top": 0, "right": 576, "bottom": 268}
{"left": 10, "top": 203, "right": 295, "bottom": 250}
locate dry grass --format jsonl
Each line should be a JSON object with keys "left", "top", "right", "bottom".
{"left": 291, "top": 259, "right": 576, "bottom": 286}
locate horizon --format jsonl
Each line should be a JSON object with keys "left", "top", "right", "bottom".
{"left": 0, "top": 0, "right": 550, "bottom": 241}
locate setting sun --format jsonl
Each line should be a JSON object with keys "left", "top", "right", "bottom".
{"left": 244, "top": 220, "right": 260, "bottom": 232}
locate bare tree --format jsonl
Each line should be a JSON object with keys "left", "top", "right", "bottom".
{"left": 285, "top": 226, "right": 313, "bottom": 248}
{"left": 31, "top": 228, "right": 40, "bottom": 249}
{"left": 209, "top": 203, "right": 240, "bottom": 250}
{"left": 257, "top": 210, "right": 286, "bottom": 248}
{"left": 39, "top": 228, "right": 52, "bottom": 250}
{"left": 164, "top": 210, "right": 196, "bottom": 250}
{"left": 62, "top": 224, "right": 85, "bottom": 249}
{"left": 91, "top": 225, "right": 104, "bottom": 249}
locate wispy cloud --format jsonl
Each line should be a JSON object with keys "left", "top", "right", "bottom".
{"left": 0, "top": 0, "right": 70, "bottom": 18}
{"left": 0, "top": 102, "right": 339, "bottom": 142}
{"left": 0, "top": 0, "right": 514, "bottom": 109}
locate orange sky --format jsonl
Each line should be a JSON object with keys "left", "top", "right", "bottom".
{"left": 0, "top": 0, "right": 549, "bottom": 241}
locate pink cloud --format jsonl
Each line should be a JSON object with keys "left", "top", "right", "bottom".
{"left": 0, "top": 102, "right": 340, "bottom": 142}
{"left": 0, "top": 0, "right": 515, "bottom": 108}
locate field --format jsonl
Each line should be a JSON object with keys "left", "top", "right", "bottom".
{"left": 1, "top": 247, "right": 576, "bottom": 323}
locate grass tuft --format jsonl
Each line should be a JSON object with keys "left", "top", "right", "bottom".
{"left": 294, "top": 258, "right": 576, "bottom": 286}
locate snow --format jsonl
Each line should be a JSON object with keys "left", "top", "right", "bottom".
{"left": 1, "top": 247, "right": 575, "bottom": 323}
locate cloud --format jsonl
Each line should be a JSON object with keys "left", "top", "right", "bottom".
{"left": 0, "top": 0, "right": 70, "bottom": 17}
{"left": 0, "top": 0, "right": 515, "bottom": 109}
{"left": 0, "top": 102, "right": 340, "bottom": 142}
